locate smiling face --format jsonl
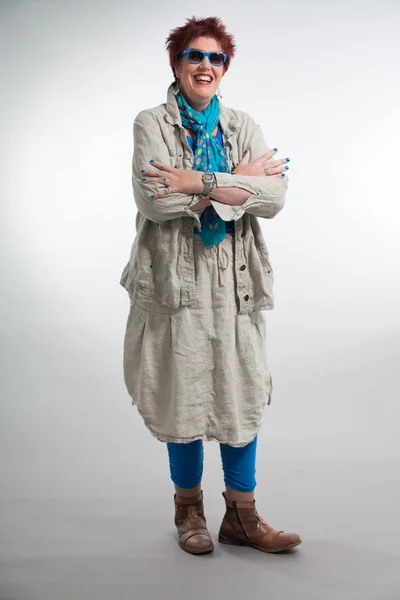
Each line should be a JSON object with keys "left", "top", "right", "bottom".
{"left": 174, "top": 36, "right": 226, "bottom": 112}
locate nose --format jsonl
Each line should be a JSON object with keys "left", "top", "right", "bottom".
{"left": 199, "top": 55, "right": 214, "bottom": 69}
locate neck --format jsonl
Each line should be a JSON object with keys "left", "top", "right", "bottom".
{"left": 180, "top": 90, "right": 211, "bottom": 113}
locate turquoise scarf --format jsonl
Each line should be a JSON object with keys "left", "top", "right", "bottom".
{"left": 175, "top": 91, "right": 230, "bottom": 247}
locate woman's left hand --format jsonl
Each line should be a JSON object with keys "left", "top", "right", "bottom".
{"left": 141, "top": 161, "right": 203, "bottom": 199}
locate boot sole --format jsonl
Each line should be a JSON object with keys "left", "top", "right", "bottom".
{"left": 218, "top": 533, "right": 302, "bottom": 553}
{"left": 179, "top": 540, "right": 215, "bottom": 555}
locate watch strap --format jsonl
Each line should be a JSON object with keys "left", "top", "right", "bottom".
{"left": 202, "top": 172, "right": 215, "bottom": 196}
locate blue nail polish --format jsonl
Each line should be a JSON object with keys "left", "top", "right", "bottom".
{"left": 284, "top": 166, "right": 289, "bottom": 169}
{"left": 142, "top": 178, "right": 146, "bottom": 181}
{"left": 281, "top": 173, "right": 285, "bottom": 177}
{"left": 286, "top": 158, "right": 290, "bottom": 162}
{"left": 141, "top": 169, "right": 145, "bottom": 173}
{"left": 273, "top": 148, "right": 278, "bottom": 151}
{"left": 151, "top": 195, "right": 154, "bottom": 198}
{"left": 150, "top": 159, "right": 154, "bottom": 163}
{"left": 244, "top": 149, "right": 248, "bottom": 153}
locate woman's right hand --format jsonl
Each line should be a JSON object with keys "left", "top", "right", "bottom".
{"left": 232, "top": 148, "right": 288, "bottom": 177}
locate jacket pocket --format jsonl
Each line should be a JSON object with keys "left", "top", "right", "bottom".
{"left": 254, "top": 236, "right": 274, "bottom": 280}
{"left": 121, "top": 239, "right": 158, "bottom": 301}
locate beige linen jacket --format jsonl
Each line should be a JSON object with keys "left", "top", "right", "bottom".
{"left": 120, "top": 82, "right": 288, "bottom": 315}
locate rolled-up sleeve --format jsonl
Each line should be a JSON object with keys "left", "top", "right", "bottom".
{"left": 132, "top": 110, "right": 203, "bottom": 227}
{"left": 209, "top": 120, "right": 289, "bottom": 221}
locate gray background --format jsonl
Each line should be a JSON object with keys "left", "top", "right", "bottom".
{"left": 1, "top": 0, "right": 399, "bottom": 599}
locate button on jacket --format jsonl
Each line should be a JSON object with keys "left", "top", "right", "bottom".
{"left": 120, "top": 82, "right": 289, "bottom": 315}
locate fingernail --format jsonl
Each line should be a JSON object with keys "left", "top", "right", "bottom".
{"left": 281, "top": 173, "right": 285, "bottom": 177}
{"left": 286, "top": 158, "right": 290, "bottom": 162}
{"left": 142, "top": 178, "right": 146, "bottom": 181}
{"left": 150, "top": 159, "right": 154, "bottom": 163}
{"left": 141, "top": 169, "right": 145, "bottom": 173}
{"left": 284, "top": 166, "right": 289, "bottom": 170}
{"left": 273, "top": 148, "right": 278, "bottom": 151}
{"left": 151, "top": 195, "right": 154, "bottom": 198}
{"left": 244, "top": 149, "right": 248, "bottom": 153}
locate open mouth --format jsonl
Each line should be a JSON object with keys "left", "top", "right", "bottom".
{"left": 193, "top": 75, "right": 213, "bottom": 86}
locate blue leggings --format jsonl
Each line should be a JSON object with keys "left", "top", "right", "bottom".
{"left": 167, "top": 435, "right": 258, "bottom": 492}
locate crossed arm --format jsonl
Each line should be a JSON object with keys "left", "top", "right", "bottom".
{"left": 132, "top": 110, "right": 289, "bottom": 225}
{"left": 189, "top": 176, "right": 253, "bottom": 212}
{"left": 148, "top": 169, "right": 252, "bottom": 213}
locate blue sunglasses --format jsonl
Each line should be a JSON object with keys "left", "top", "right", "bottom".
{"left": 177, "top": 49, "right": 227, "bottom": 67}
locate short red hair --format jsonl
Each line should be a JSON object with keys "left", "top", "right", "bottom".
{"left": 165, "top": 16, "right": 236, "bottom": 83}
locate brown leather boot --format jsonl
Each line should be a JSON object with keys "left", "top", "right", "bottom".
{"left": 218, "top": 491, "right": 302, "bottom": 553}
{"left": 174, "top": 490, "right": 214, "bottom": 555}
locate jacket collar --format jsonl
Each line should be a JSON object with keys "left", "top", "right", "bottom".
{"left": 164, "top": 82, "right": 240, "bottom": 139}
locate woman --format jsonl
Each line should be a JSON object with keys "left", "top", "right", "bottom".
{"left": 121, "top": 16, "right": 302, "bottom": 555}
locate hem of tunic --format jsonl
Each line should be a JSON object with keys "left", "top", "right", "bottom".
{"left": 132, "top": 401, "right": 267, "bottom": 448}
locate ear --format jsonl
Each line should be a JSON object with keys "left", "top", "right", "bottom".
{"left": 174, "top": 63, "right": 181, "bottom": 80}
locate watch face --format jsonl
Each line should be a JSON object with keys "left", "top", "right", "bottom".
{"left": 204, "top": 173, "right": 213, "bottom": 182}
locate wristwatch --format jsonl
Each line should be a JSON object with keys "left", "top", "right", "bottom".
{"left": 202, "top": 172, "right": 215, "bottom": 197}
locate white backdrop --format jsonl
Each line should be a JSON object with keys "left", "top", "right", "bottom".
{"left": 1, "top": 1, "right": 399, "bottom": 598}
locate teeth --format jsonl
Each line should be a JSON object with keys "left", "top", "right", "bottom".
{"left": 194, "top": 76, "right": 212, "bottom": 82}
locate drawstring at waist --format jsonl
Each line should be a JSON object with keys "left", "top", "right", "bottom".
{"left": 215, "top": 243, "right": 229, "bottom": 287}
{"left": 194, "top": 233, "right": 232, "bottom": 286}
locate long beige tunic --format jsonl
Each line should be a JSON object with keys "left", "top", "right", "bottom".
{"left": 123, "top": 231, "right": 273, "bottom": 448}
